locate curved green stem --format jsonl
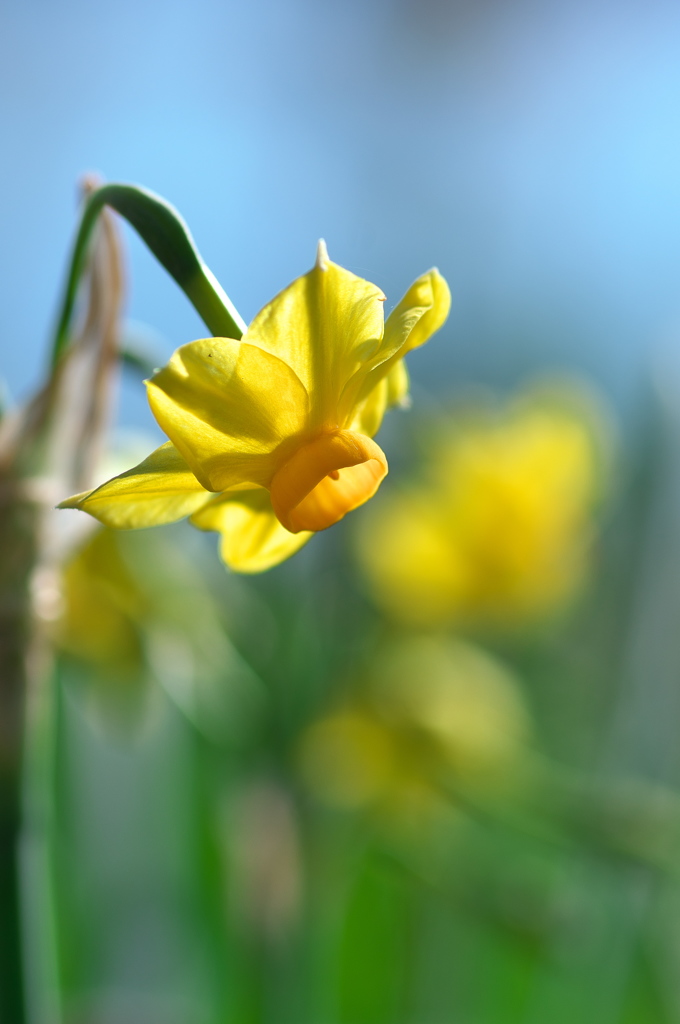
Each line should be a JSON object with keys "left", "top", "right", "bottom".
{"left": 51, "top": 183, "right": 246, "bottom": 366}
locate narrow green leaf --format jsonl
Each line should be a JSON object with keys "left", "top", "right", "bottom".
{"left": 51, "top": 183, "right": 246, "bottom": 366}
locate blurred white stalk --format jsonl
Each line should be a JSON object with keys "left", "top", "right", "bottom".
{"left": 0, "top": 179, "right": 125, "bottom": 1024}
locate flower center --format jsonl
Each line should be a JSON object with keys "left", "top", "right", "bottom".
{"left": 270, "top": 430, "right": 388, "bottom": 533}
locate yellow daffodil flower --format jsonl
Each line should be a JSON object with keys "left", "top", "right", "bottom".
{"left": 56, "top": 525, "right": 263, "bottom": 735}
{"left": 298, "top": 636, "right": 529, "bottom": 825}
{"left": 356, "top": 383, "right": 610, "bottom": 626}
{"left": 60, "top": 243, "right": 450, "bottom": 572}
{"left": 57, "top": 528, "right": 146, "bottom": 678}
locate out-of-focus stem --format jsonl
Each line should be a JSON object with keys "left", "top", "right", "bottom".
{"left": 0, "top": 477, "right": 38, "bottom": 1024}
{"left": 21, "top": 619, "right": 61, "bottom": 1024}
{"left": 0, "top": 800, "right": 25, "bottom": 1024}
{"left": 0, "top": 181, "right": 126, "bottom": 1024}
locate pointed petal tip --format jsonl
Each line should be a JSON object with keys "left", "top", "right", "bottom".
{"left": 56, "top": 490, "right": 89, "bottom": 511}
{"left": 316, "top": 238, "right": 329, "bottom": 271}
{"left": 143, "top": 367, "right": 162, "bottom": 386}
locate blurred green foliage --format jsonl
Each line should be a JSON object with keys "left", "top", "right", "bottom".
{"left": 46, "top": 374, "right": 680, "bottom": 1024}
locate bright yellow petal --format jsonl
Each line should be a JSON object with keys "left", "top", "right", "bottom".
{"left": 58, "top": 442, "right": 213, "bottom": 528}
{"left": 244, "top": 243, "right": 386, "bottom": 429}
{"left": 190, "top": 488, "right": 312, "bottom": 572}
{"left": 348, "top": 378, "right": 389, "bottom": 437}
{"left": 386, "top": 359, "right": 411, "bottom": 408}
{"left": 348, "top": 361, "right": 411, "bottom": 438}
{"left": 340, "top": 268, "right": 450, "bottom": 418}
{"left": 383, "top": 268, "right": 451, "bottom": 359}
{"left": 146, "top": 338, "right": 309, "bottom": 492}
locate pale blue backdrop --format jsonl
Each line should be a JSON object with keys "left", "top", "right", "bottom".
{"left": 3, "top": 0, "right": 680, "bottom": 424}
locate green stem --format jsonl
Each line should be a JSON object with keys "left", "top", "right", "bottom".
{"left": 51, "top": 183, "right": 245, "bottom": 366}
{"left": 20, "top": 657, "right": 61, "bottom": 1024}
{"left": 0, "top": 478, "right": 38, "bottom": 1024}
{"left": 0, "top": 776, "right": 25, "bottom": 1024}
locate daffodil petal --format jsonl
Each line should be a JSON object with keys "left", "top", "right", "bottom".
{"left": 348, "top": 361, "right": 411, "bottom": 438}
{"left": 349, "top": 377, "right": 389, "bottom": 437}
{"left": 58, "top": 442, "right": 213, "bottom": 528}
{"left": 386, "top": 359, "right": 411, "bottom": 408}
{"left": 383, "top": 268, "right": 451, "bottom": 360}
{"left": 340, "top": 269, "right": 450, "bottom": 417}
{"left": 147, "top": 338, "right": 309, "bottom": 492}
{"left": 244, "top": 246, "right": 385, "bottom": 429}
{"left": 190, "top": 488, "right": 312, "bottom": 572}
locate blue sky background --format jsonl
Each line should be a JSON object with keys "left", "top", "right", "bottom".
{"left": 3, "top": 0, "right": 680, "bottom": 427}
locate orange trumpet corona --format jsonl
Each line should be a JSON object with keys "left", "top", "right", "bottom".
{"left": 270, "top": 430, "right": 388, "bottom": 533}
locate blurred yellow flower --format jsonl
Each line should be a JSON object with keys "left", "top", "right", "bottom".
{"left": 298, "top": 636, "right": 529, "bottom": 824}
{"left": 60, "top": 244, "right": 450, "bottom": 572}
{"left": 55, "top": 526, "right": 262, "bottom": 737}
{"left": 56, "top": 528, "right": 146, "bottom": 679}
{"left": 356, "top": 383, "right": 609, "bottom": 626}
